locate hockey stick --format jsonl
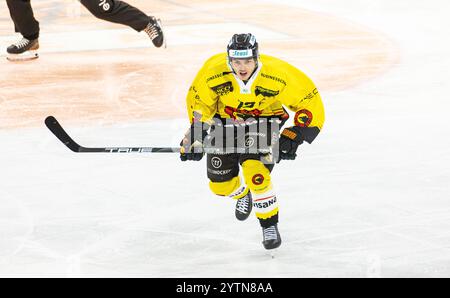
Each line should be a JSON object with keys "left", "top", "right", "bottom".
{"left": 44, "top": 116, "right": 180, "bottom": 153}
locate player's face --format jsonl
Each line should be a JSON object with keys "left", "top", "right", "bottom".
{"left": 230, "top": 58, "right": 257, "bottom": 80}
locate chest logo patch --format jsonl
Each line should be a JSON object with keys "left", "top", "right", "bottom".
{"left": 211, "top": 82, "right": 233, "bottom": 96}
{"left": 255, "top": 86, "right": 279, "bottom": 97}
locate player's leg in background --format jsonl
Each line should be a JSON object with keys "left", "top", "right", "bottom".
{"left": 240, "top": 155, "right": 281, "bottom": 249}
{"left": 5, "top": 0, "right": 40, "bottom": 61}
{"left": 6, "top": 0, "right": 40, "bottom": 39}
{"left": 79, "top": 0, "right": 165, "bottom": 47}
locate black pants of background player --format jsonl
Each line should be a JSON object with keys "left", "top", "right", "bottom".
{"left": 6, "top": 0, "right": 39, "bottom": 40}
{"left": 6, "top": 0, "right": 152, "bottom": 40}
{"left": 79, "top": 0, "right": 153, "bottom": 31}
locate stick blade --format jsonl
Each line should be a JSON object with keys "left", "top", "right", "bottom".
{"left": 45, "top": 116, "right": 81, "bottom": 152}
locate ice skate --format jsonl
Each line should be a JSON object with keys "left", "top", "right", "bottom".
{"left": 6, "top": 37, "right": 39, "bottom": 61}
{"left": 262, "top": 224, "right": 281, "bottom": 250}
{"left": 144, "top": 17, "right": 165, "bottom": 48}
{"left": 235, "top": 192, "right": 252, "bottom": 221}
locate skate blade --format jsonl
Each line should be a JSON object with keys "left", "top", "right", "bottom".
{"left": 266, "top": 248, "right": 278, "bottom": 259}
{"left": 6, "top": 50, "right": 39, "bottom": 62}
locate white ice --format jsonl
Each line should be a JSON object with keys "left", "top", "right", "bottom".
{"left": 1, "top": 0, "right": 450, "bottom": 277}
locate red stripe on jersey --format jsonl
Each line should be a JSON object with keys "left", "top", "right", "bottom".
{"left": 254, "top": 195, "right": 275, "bottom": 202}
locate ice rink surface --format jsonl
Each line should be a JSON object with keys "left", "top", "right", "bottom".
{"left": 0, "top": 0, "right": 449, "bottom": 277}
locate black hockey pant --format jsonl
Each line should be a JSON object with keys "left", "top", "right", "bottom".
{"left": 6, "top": 0, "right": 40, "bottom": 40}
{"left": 80, "top": 0, "right": 152, "bottom": 31}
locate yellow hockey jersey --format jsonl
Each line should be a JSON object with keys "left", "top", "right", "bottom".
{"left": 186, "top": 53, "right": 325, "bottom": 142}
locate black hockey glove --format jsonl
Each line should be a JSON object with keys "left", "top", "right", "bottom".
{"left": 180, "top": 122, "right": 209, "bottom": 161}
{"left": 277, "top": 126, "right": 304, "bottom": 162}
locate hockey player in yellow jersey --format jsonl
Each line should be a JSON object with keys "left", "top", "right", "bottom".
{"left": 180, "top": 33, "right": 325, "bottom": 250}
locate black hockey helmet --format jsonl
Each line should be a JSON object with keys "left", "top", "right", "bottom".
{"left": 227, "top": 33, "right": 259, "bottom": 60}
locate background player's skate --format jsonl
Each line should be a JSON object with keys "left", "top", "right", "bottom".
{"left": 6, "top": 37, "right": 39, "bottom": 61}
{"left": 144, "top": 17, "right": 165, "bottom": 48}
{"left": 5, "top": 0, "right": 40, "bottom": 61}
{"left": 5, "top": 0, "right": 166, "bottom": 61}
{"left": 79, "top": 0, "right": 166, "bottom": 49}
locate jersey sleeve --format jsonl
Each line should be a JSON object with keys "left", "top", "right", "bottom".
{"left": 279, "top": 63, "right": 325, "bottom": 143}
{"left": 186, "top": 60, "right": 219, "bottom": 124}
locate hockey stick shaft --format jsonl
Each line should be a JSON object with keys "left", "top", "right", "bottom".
{"left": 44, "top": 116, "right": 180, "bottom": 153}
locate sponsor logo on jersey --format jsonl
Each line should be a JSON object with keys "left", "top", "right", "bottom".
{"left": 294, "top": 109, "right": 313, "bottom": 127}
{"left": 301, "top": 88, "right": 319, "bottom": 102}
{"left": 253, "top": 196, "right": 277, "bottom": 209}
{"left": 206, "top": 73, "right": 225, "bottom": 82}
{"left": 207, "top": 168, "right": 232, "bottom": 176}
{"left": 252, "top": 174, "right": 265, "bottom": 186}
{"left": 230, "top": 186, "right": 247, "bottom": 199}
{"left": 245, "top": 137, "right": 255, "bottom": 148}
{"left": 211, "top": 157, "right": 223, "bottom": 169}
{"left": 255, "top": 86, "right": 280, "bottom": 97}
{"left": 211, "top": 82, "right": 233, "bottom": 96}
{"left": 260, "top": 73, "right": 286, "bottom": 86}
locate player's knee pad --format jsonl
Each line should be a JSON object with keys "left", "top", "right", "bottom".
{"left": 209, "top": 176, "right": 248, "bottom": 199}
{"left": 80, "top": 0, "right": 114, "bottom": 17}
{"left": 242, "top": 160, "right": 271, "bottom": 194}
